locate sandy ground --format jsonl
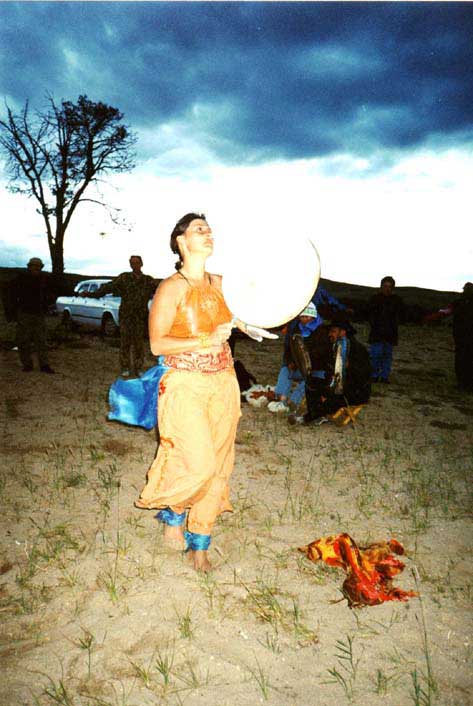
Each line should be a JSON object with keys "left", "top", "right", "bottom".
{"left": 0, "top": 316, "right": 472, "bottom": 706}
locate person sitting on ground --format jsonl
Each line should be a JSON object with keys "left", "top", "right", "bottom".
{"left": 268, "top": 302, "right": 329, "bottom": 413}
{"left": 289, "top": 313, "right": 371, "bottom": 425}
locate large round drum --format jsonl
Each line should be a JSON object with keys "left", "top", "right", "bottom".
{"left": 222, "top": 237, "right": 321, "bottom": 329}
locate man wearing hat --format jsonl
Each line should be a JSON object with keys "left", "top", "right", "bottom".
{"left": 7, "top": 257, "right": 56, "bottom": 373}
{"left": 268, "top": 301, "right": 332, "bottom": 413}
{"left": 290, "top": 312, "right": 371, "bottom": 425}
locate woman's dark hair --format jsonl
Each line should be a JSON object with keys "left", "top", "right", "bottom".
{"left": 170, "top": 212, "right": 206, "bottom": 270}
{"left": 381, "top": 275, "right": 395, "bottom": 287}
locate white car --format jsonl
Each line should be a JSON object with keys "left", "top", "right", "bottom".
{"left": 56, "top": 279, "right": 120, "bottom": 336}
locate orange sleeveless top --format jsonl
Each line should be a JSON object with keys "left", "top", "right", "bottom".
{"left": 168, "top": 275, "right": 233, "bottom": 338}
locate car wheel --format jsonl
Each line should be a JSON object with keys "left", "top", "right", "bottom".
{"left": 102, "top": 313, "right": 119, "bottom": 337}
{"left": 62, "top": 310, "right": 74, "bottom": 332}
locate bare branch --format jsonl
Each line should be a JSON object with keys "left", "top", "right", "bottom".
{"left": 76, "top": 197, "right": 118, "bottom": 209}
{"left": 0, "top": 94, "right": 136, "bottom": 273}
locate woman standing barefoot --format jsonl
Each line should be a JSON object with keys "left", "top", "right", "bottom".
{"left": 135, "top": 213, "right": 241, "bottom": 572}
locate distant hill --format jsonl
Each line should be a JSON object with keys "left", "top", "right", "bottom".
{"left": 0, "top": 267, "right": 459, "bottom": 323}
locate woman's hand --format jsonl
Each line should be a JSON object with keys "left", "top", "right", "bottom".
{"left": 245, "top": 324, "right": 278, "bottom": 343}
{"left": 232, "top": 317, "right": 278, "bottom": 343}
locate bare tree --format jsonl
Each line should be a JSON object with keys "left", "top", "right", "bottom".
{"left": 0, "top": 95, "right": 136, "bottom": 274}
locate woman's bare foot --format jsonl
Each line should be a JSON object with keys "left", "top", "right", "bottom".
{"left": 163, "top": 524, "right": 185, "bottom": 549}
{"left": 188, "top": 550, "right": 212, "bottom": 572}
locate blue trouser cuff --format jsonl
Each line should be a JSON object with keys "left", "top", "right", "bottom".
{"left": 184, "top": 531, "right": 211, "bottom": 551}
{"left": 155, "top": 508, "right": 186, "bottom": 526}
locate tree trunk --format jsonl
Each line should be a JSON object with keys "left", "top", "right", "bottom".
{"left": 51, "top": 248, "right": 64, "bottom": 275}
{"left": 51, "top": 227, "right": 65, "bottom": 275}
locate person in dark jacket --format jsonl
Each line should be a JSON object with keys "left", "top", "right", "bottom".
{"left": 368, "top": 276, "right": 404, "bottom": 383}
{"left": 87, "top": 255, "right": 157, "bottom": 377}
{"left": 452, "top": 282, "right": 473, "bottom": 393}
{"left": 268, "top": 286, "right": 346, "bottom": 414}
{"left": 289, "top": 313, "right": 371, "bottom": 425}
{"left": 7, "top": 257, "right": 56, "bottom": 373}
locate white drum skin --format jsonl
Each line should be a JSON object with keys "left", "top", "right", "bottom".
{"left": 222, "top": 238, "right": 321, "bottom": 329}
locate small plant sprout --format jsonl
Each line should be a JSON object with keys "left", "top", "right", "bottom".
{"left": 76, "top": 628, "right": 95, "bottom": 679}
{"left": 247, "top": 654, "right": 272, "bottom": 701}
{"left": 175, "top": 604, "right": 194, "bottom": 639}
{"left": 323, "top": 634, "right": 362, "bottom": 701}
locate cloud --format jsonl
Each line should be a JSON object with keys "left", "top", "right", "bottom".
{"left": 1, "top": 2, "right": 472, "bottom": 163}
{"left": 1, "top": 2, "right": 470, "bottom": 293}
{"left": 0, "top": 138, "right": 470, "bottom": 291}
{"left": 0, "top": 240, "right": 46, "bottom": 268}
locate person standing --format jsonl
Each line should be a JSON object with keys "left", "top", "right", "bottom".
{"left": 452, "top": 282, "right": 473, "bottom": 393}
{"left": 89, "top": 256, "right": 157, "bottom": 377}
{"left": 7, "top": 257, "right": 55, "bottom": 373}
{"left": 368, "top": 276, "right": 404, "bottom": 383}
{"left": 133, "top": 213, "right": 275, "bottom": 571}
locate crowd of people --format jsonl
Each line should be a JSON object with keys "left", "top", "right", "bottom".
{"left": 3, "top": 216, "right": 472, "bottom": 571}
{"left": 263, "top": 275, "right": 406, "bottom": 426}
{"left": 5, "top": 255, "right": 471, "bottom": 399}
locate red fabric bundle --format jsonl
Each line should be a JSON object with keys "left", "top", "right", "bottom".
{"left": 299, "top": 533, "right": 417, "bottom": 608}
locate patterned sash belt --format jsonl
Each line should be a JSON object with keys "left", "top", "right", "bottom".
{"left": 164, "top": 343, "right": 233, "bottom": 373}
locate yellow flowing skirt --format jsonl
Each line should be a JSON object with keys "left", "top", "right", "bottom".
{"left": 136, "top": 366, "right": 241, "bottom": 535}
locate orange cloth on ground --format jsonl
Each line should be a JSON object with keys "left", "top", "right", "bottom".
{"left": 135, "top": 366, "right": 241, "bottom": 534}
{"left": 299, "top": 533, "right": 417, "bottom": 608}
{"left": 168, "top": 279, "right": 233, "bottom": 338}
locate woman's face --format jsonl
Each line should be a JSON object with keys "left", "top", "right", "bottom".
{"left": 180, "top": 218, "right": 213, "bottom": 256}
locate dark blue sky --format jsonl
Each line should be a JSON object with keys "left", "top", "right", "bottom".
{"left": 2, "top": 2, "right": 472, "bottom": 164}
{"left": 1, "top": 2, "right": 472, "bottom": 289}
